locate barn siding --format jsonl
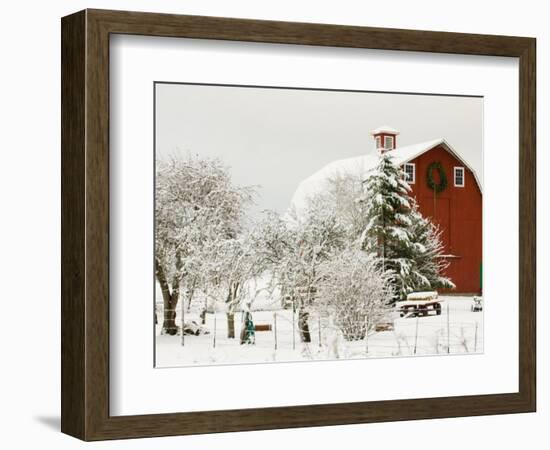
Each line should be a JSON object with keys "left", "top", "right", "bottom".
{"left": 405, "top": 145, "right": 482, "bottom": 294}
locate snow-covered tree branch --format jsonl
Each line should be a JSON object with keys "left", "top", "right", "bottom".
{"left": 316, "top": 249, "right": 393, "bottom": 341}
{"left": 155, "top": 154, "right": 255, "bottom": 334}
{"left": 360, "top": 153, "right": 455, "bottom": 299}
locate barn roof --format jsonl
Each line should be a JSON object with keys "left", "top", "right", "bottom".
{"left": 370, "top": 125, "right": 400, "bottom": 135}
{"left": 289, "top": 138, "right": 481, "bottom": 216}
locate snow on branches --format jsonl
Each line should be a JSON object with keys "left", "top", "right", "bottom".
{"left": 360, "top": 153, "right": 454, "bottom": 299}
{"left": 408, "top": 199, "right": 455, "bottom": 291}
{"left": 317, "top": 249, "right": 393, "bottom": 341}
{"left": 250, "top": 199, "right": 347, "bottom": 342}
{"left": 155, "top": 151, "right": 454, "bottom": 341}
{"left": 155, "top": 154, "right": 255, "bottom": 334}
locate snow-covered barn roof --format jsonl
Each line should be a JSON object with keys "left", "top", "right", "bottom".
{"left": 289, "top": 138, "right": 481, "bottom": 216}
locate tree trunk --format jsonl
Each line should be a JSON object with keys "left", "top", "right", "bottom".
{"left": 225, "top": 282, "right": 240, "bottom": 339}
{"left": 163, "top": 303, "right": 178, "bottom": 335}
{"left": 155, "top": 257, "right": 180, "bottom": 335}
{"left": 298, "top": 308, "right": 311, "bottom": 343}
{"left": 227, "top": 313, "right": 235, "bottom": 339}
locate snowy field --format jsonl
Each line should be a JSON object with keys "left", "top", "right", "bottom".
{"left": 155, "top": 296, "right": 483, "bottom": 368}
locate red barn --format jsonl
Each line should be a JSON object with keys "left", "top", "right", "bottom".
{"left": 291, "top": 126, "right": 482, "bottom": 294}
{"left": 370, "top": 126, "right": 482, "bottom": 294}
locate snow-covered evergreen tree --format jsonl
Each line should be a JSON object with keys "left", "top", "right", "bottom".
{"left": 360, "top": 153, "right": 416, "bottom": 299}
{"left": 360, "top": 153, "right": 454, "bottom": 299}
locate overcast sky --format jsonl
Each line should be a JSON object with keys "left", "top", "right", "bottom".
{"left": 155, "top": 83, "right": 483, "bottom": 217}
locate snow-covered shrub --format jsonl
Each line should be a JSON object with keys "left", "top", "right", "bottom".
{"left": 316, "top": 249, "right": 393, "bottom": 341}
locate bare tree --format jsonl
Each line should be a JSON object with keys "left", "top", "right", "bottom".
{"left": 202, "top": 236, "right": 263, "bottom": 338}
{"left": 155, "top": 154, "right": 254, "bottom": 334}
{"left": 319, "top": 171, "right": 369, "bottom": 241}
{"left": 252, "top": 198, "right": 346, "bottom": 342}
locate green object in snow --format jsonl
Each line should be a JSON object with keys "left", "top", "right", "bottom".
{"left": 241, "top": 312, "right": 255, "bottom": 344}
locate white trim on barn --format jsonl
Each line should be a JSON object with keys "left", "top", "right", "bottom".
{"left": 404, "top": 163, "right": 416, "bottom": 184}
{"left": 385, "top": 135, "right": 395, "bottom": 150}
{"left": 454, "top": 166, "right": 465, "bottom": 187}
{"left": 388, "top": 138, "right": 482, "bottom": 193}
{"left": 289, "top": 136, "right": 482, "bottom": 218}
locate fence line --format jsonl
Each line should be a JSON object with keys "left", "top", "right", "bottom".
{"left": 156, "top": 303, "right": 483, "bottom": 357}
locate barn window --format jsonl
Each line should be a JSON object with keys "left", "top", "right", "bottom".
{"left": 384, "top": 135, "right": 394, "bottom": 149}
{"left": 454, "top": 167, "right": 465, "bottom": 187}
{"left": 375, "top": 136, "right": 382, "bottom": 149}
{"left": 404, "top": 163, "right": 415, "bottom": 184}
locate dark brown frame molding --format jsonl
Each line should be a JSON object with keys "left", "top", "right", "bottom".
{"left": 61, "top": 9, "right": 536, "bottom": 441}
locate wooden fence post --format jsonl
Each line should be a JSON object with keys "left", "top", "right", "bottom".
{"left": 447, "top": 301, "right": 450, "bottom": 354}
{"left": 274, "top": 312, "right": 278, "bottom": 351}
{"left": 181, "top": 297, "right": 185, "bottom": 347}
{"left": 413, "top": 315, "right": 419, "bottom": 355}
{"left": 213, "top": 312, "right": 217, "bottom": 349}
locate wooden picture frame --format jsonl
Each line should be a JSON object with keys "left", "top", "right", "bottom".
{"left": 61, "top": 9, "right": 536, "bottom": 441}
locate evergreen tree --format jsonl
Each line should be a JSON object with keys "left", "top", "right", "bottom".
{"left": 361, "top": 153, "right": 454, "bottom": 299}
{"left": 361, "top": 153, "right": 414, "bottom": 299}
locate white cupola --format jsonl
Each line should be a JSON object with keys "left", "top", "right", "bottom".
{"left": 370, "top": 126, "right": 399, "bottom": 153}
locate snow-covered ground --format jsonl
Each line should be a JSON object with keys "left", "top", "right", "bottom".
{"left": 155, "top": 296, "right": 483, "bottom": 368}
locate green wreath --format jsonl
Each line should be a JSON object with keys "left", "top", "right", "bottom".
{"left": 426, "top": 162, "right": 447, "bottom": 193}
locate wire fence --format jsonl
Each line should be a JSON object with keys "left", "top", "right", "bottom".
{"left": 156, "top": 302, "right": 483, "bottom": 358}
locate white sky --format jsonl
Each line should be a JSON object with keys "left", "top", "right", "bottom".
{"left": 155, "top": 83, "right": 482, "bottom": 217}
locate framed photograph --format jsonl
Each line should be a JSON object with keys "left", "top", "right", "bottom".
{"left": 61, "top": 9, "right": 536, "bottom": 441}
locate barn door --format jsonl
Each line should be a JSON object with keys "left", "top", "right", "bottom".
{"left": 421, "top": 197, "right": 451, "bottom": 250}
